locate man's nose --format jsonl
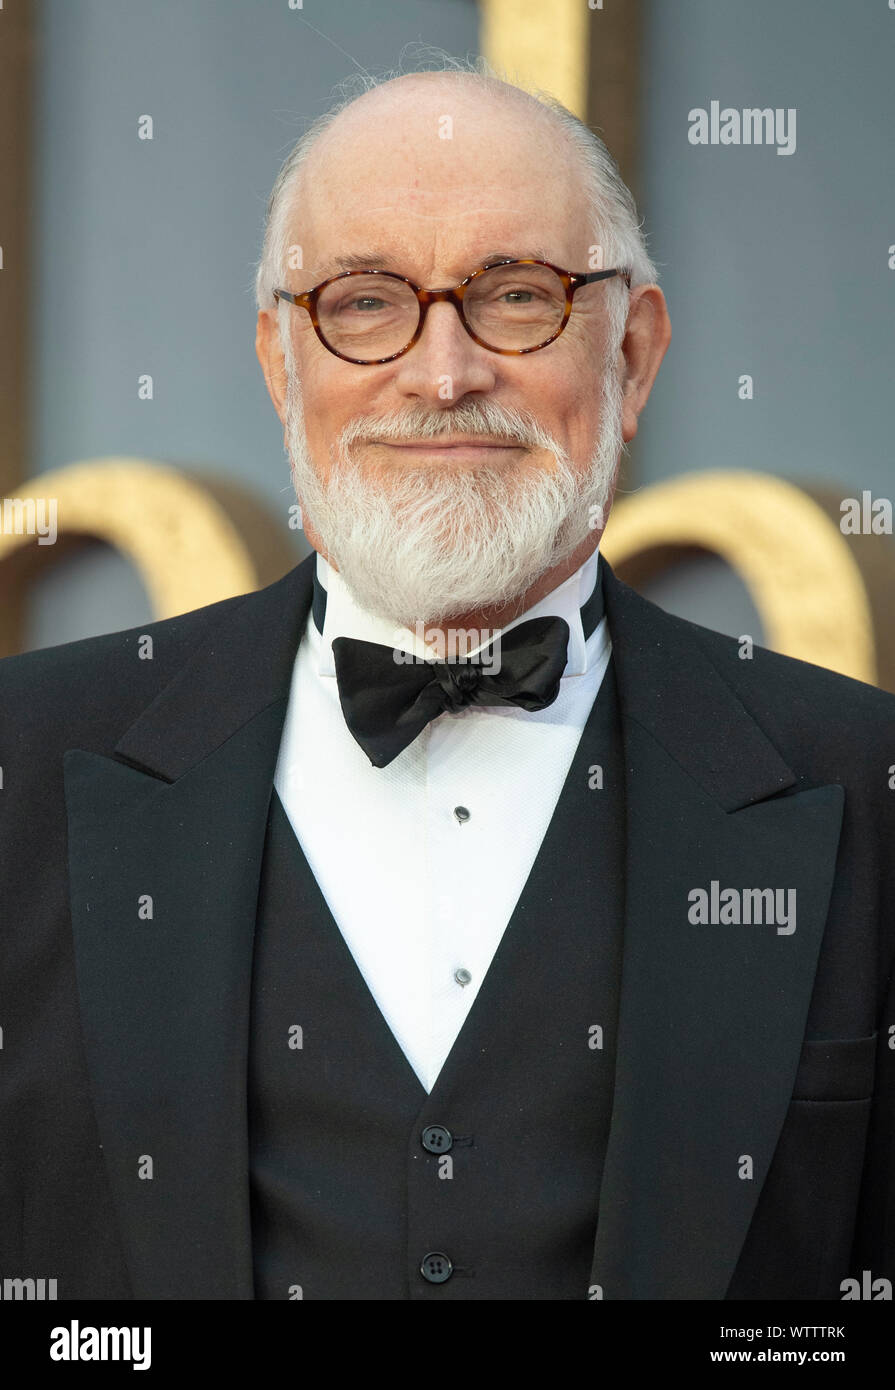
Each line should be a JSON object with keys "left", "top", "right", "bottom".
{"left": 392, "top": 300, "right": 497, "bottom": 401}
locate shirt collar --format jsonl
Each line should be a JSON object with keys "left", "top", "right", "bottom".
{"left": 310, "top": 545, "right": 602, "bottom": 679}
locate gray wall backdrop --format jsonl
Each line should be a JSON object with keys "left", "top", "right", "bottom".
{"left": 23, "top": 0, "right": 894, "bottom": 649}
{"left": 634, "top": 0, "right": 894, "bottom": 630}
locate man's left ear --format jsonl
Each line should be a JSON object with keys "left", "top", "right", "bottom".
{"left": 618, "top": 285, "right": 672, "bottom": 444}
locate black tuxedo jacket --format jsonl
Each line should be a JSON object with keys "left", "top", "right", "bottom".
{"left": 1, "top": 553, "right": 893, "bottom": 1300}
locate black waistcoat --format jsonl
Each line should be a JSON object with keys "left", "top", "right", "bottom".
{"left": 248, "top": 655, "right": 626, "bottom": 1300}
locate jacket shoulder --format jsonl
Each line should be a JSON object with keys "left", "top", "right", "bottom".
{"left": 0, "top": 588, "right": 253, "bottom": 745}
{"left": 655, "top": 603, "right": 895, "bottom": 746}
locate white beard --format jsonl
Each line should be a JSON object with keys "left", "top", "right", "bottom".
{"left": 283, "top": 335, "right": 625, "bottom": 629}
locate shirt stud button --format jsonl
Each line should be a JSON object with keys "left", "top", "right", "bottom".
{"left": 454, "top": 968, "right": 472, "bottom": 987}
{"left": 453, "top": 806, "right": 471, "bottom": 823}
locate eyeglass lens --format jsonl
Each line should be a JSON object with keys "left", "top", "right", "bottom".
{"left": 315, "top": 263, "right": 568, "bottom": 358}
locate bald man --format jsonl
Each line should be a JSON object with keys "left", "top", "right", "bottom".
{"left": 1, "top": 64, "right": 893, "bottom": 1303}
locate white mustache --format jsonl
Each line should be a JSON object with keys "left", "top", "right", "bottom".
{"left": 339, "top": 401, "right": 563, "bottom": 456}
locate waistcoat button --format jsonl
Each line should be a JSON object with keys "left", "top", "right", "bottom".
{"left": 420, "top": 1252, "right": 453, "bottom": 1284}
{"left": 421, "top": 1124, "right": 453, "bottom": 1153}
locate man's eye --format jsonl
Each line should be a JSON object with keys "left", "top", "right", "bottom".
{"left": 345, "top": 296, "right": 386, "bottom": 312}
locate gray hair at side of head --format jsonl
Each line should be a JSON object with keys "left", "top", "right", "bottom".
{"left": 254, "top": 47, "right": 659, "bottom": 360}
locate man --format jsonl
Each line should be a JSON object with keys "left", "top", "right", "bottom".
{"left": 1, "top": 63, "right": 893, "bottom": 1302}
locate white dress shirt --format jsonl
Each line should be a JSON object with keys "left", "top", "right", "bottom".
{"left": 274, "top": 546, "right": 612, "bottom": 1093}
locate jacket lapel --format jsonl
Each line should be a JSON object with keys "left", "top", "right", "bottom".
{"left": 590, "top": 559, "right": 845, "bottom": 1298}
{"left": 64, "top": 554, "right": 315, "bottom": 1299}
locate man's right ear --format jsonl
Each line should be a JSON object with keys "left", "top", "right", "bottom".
{"left": 255, "top": 309, "right": 288, "bottom": 426}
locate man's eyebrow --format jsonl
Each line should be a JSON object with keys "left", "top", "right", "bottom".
{"left": 312, "top": 252, "right": 399, "bottom": 278}
{"left": 478, "top": 248, "right": 555, "bottom": 266}
{"left": 310, "top": 248, "right": 557, "bottom": 281}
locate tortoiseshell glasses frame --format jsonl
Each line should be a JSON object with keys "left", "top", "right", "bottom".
{"left": 272, "top": 258, "right": 633, "bottom": 365}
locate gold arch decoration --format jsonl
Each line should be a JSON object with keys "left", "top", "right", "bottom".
{"left": 602, "top": 470, "right": 878, "bottom": 686}
{"left": 478, "top": 0, "right": 642, "bottom": 200}
{"left": 479, "top": 0, "right": 589, "bottom": 116}
{"left": 0, "top": 458, "right": 299, "bottom": 656}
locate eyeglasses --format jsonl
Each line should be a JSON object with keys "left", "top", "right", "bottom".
{"left": 273, "top": 258, "right": 632, "bottom": 365}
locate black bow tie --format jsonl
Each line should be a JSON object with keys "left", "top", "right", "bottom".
{"left": 313, "top": 561, "right": 604, "bottom": 768}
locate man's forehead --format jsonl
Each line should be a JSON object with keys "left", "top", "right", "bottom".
{"left": 301, "top": 198, "right": 584, "bottom": 283}
{"left": 303, "top": 109, "right": 574, "bottom": 228}
{"left": 307, "top": 169, "right": 563, "bottom": 220}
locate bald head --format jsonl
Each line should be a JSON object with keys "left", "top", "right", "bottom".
{"left": 299, "top": 72, "right": 582, "bottom": 236}
{"left": 290, "top": 73, "right": 592, "bottom": 296}
{"left": 255, "top": 63, "right": 656, "bottom": 327}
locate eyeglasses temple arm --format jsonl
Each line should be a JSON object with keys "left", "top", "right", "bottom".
{"left": 575, "top": 268, "right": 632, "bottom": 288}
{"left": 272, "top": 289, "right": 310, "bottom": 306}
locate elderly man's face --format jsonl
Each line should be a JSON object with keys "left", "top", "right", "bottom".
{"left": 257, "top": 79, "right": 669, "bottom": 626}
{"left": 292, "top": 87, "right": 608, "bottom": 479}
